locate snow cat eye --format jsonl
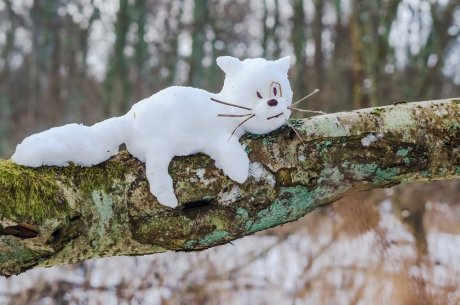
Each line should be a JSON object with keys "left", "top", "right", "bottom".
{"left": 270, "top": 82, "right": 282, "bottom": 97}
{"left": 256, "top": 91, "right": 263, "bottom": 99}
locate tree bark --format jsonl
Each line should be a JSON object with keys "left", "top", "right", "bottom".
{"left": 1, "top": 98, "right": 459, "bottom": 276}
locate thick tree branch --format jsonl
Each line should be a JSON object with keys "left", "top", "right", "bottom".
{"left": 1, "top": 98, "right": 459, "bottom": 276}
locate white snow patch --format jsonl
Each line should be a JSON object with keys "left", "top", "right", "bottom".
{"left": 428, "top": 232, "right": 460, "bottom": 274}
{"left": 379, "top": 199, "right": 393, "bottom": 213}
{"left": 434, "top": 108, "right": 449, "bottom": 117}
{"left": 195, "top": 168, "right": 215, "bottom": 186}
{"left": 196, "top": 168, "right": 206, "bottom": 179}
{"left": 219, "top": 185, "right": 242, "bottom": 205}
{"left": 361, "top": 133, "right": 383, "bottom": 147}
{"left": 248, "top": 162, "right": 276, "bottom": 187}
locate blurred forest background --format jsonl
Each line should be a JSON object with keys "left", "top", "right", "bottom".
{"left": 1, "top": 0, "right": 460, "bottom": 304}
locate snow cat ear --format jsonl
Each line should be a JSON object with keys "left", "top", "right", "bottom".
{"left": 274, "top": 56, "right": 291, "bottom": 74}
{"left": 216, "top": 56, "right": 243, "bottom": 75}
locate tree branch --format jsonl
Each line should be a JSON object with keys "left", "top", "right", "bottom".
{"left": 1, "top": 98, "right": 459, "bottom": 276}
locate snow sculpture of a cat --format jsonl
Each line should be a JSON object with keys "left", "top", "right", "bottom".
{"left": 11, "top": 56, "right": 293, "bottom": 207}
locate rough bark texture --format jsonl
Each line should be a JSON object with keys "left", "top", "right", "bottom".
{"left": 1, "top": 98, "right": 459, "bottom": 276}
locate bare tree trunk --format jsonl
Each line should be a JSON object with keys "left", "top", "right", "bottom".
{"left": 104, "top": 0, "right": 132, "bottom": 116}
{"left": 290, "top": 0, "right": 307, "bottom": 109}
{"left": 262, "top": 0, "right": 280, "bottom": 59}
{"left": 0, "top": 98, "right": 459, "bottom": 276}
{"left": 350, "top": 0, "right": 369, "bottom": 109}
{"left": 31, "top": 0, "right": 63, "bottom": 125}
{"left": 313, "top": 0, "right": 324, "bottom": 90}
{"left": 133, "top": 0, "right": 148, "bottom": 101}
{"left": 418, "top": 1, "right": 457, "bottom": 99}
{"left": 189, "top": 0, "right": 208, "bottom": 87}
{"left": 0, "top": 1, "right": 14, "bottom": 156}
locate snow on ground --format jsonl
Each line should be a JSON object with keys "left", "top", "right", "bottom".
{"left": 1, "top": 200, "right": 460, "bottom": 305}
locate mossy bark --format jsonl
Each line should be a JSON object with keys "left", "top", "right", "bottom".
{"left": 1, "top": 98, "right": 459, "bottom": 276}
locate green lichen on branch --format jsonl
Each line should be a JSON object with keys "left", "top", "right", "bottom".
{"left": 0, "top": 98, "right": 459, "bottom": 276}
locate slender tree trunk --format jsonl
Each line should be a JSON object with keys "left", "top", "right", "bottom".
{"left": 165, "top": 0, "right": 183, "bottom": 86}
{"left": 290, "top": 0, "right": 307, "bottom": 108}
{"left": 133, "top": 0, "right": 148, "bottom": 101}
{"left": 350, "top": 0, "right": 369, "bottom": 109}
{"left": 313, "top": 0, "right": 324, "bottom": 90}
{"left": 418, "top": 1, "right": 456, "bottom": 99}
{"left": 104, "top": 0, "right": 132, "bottom": 116}
{"left": 0, "top": 95, "right": 10, "bottom": 157}
{"left": 331, "top": 0, "right": 353, "bottom": 111}
{"left": 262, "top": 0, "right": 280, "bottom": 59}
{"left": 189, "top": 0, "right": 208, "bottom": 87}
{"left": 0, "top": 0, "right": 15, "bottom": 157}
{"left": 272, "top": 0, "right": 281, "bottom": 59}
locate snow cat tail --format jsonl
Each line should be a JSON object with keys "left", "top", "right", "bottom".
{"left": 11, "top": 116, "right": 129, "bottom": 167}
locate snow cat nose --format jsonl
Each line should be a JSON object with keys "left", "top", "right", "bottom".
{"left": 267, "top": 99, "right": 278, "bottom": 107}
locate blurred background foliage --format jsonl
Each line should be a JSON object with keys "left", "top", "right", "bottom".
{"left": 0, "top": 0, "right": 460, "bottom": 304}
{"left": 0, "top": 0, "right": 459, "bottom": 157}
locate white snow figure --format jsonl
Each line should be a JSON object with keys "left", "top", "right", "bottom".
{"left": 11, "top": 56, "right": 293, "bottom": 207}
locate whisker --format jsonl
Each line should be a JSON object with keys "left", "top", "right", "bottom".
{"left": 291, "top": 89, "right": 320, "bottom": 107}
{"left": 210, "top": 97, "right": 252, "bottom": 111}
{"left": 228, "top": 114, "right": 256, "bottom": 141}
{"left": 287, "top": 123, "right": 305, "bottom": 144}
{"left": 218, "top": 113, "right": 253, "bottom": 118}
{"left": 267, "top": 112, "right": 284, "bottom": 120}
{"left": 288, "top": 106, "right": 326, "bottom": 115}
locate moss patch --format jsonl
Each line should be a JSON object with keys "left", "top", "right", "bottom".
{"left": 287, "top": 119, "right": 304, "bottom": 129}
{"left": 197, "top": 230, "right": 229, "bottom": 247}
{"left": 370, "top": 108, "right": 384, "bottom": 117}
{"left": 383, "top": 110, "right": 414, "bottom": 131}
{"left": 302, "top": 116, "right": 349, "bottom": 137}
{"left": 0, "top": 160, "right": 67, "bottom": 222}
{"left": 316, "top": 140, "right": 333, "bottom": 161}
{"left": 349, "top": 163, "right": 378, "bottom": 180}
{"left": 374, "top": 168, "right": 400, "bottom": 184}
{"left": 318, "top": 167, "right": 344, "bottom": 184}
{"left": 420, "top": 171, "right": 431, "bottom": 178}
{"left": 58, "top": 159, "right": 126, "bottom": 196}
{"left": 0, "top": 235, "right": 43, "bottom": 275}
{"left": 247, "top": 186, "right": 321, "bottom": 233}
{"left": 396, "top": 147, "right": 411, "bottom": 157}
{"left": 262, "top": 135, "right": 277, "bottom": 146}
{"left": 132, "top": 204, "right": 240, "bottom": 250}
{"left": 447, "top": 122, "right": 460, "bottom": 132}
{"left": 243, "top": 145, "right": 252, "bottom": 154}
